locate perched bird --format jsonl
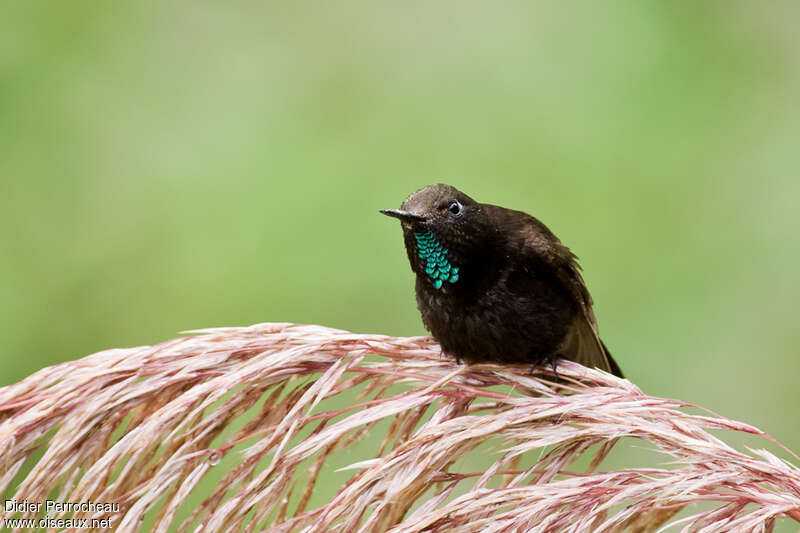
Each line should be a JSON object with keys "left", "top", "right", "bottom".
{"left": 381, "top": 184, "right": 623, "bottom": 377}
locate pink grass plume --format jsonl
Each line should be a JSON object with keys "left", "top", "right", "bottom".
{"left": 0, "top": 323, "right": 798, "bottom": 531}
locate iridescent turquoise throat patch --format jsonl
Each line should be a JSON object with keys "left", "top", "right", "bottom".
{"left": 415, "top": 231, "right": 459, "bottom": 289}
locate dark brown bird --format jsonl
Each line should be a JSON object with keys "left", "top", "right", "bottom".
{"left": 381, "top": 184, "right": 623, "bottom": 377}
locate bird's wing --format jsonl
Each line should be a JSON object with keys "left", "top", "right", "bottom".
{"left": 488, "top": 205, "right": 623, "bottom": 377}
{"left": 536, "top": 239, "right": 620, "bottom": 373}
{"left": 537, "top": 231, "right": 624, "bottom": 377}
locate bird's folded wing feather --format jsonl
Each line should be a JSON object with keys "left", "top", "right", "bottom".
{"left": 516, "top": 212, "right": 619, "bottom": 376}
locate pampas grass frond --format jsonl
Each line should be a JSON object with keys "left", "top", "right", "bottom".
{"left": 1, "top": 323, "right": 798, "bottom": 532}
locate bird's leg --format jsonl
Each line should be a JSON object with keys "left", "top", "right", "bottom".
{"left": 550, "top": 356, "right": 560, "bottom": 379}
{"left": 440, "top": 347, "right": 461, "bottom": 365}
{"left": 536, "top": 353, "right": 560, "bottom": 380}
{"left": 527, "top": 351, "right": 560, "bottom": 379}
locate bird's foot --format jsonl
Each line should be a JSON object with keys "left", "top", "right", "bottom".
{"left": 440, "top": 348, "right": 462, "bottom": 365}
{"left": 538, "top": 354, "right": 560, "bottom": 380}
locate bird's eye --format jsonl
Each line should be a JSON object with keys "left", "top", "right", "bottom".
{"left": 448, "top": 201, "right": 462, "bottom": 215}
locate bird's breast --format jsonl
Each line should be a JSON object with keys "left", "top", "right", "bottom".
{"left": 414, "top": 265, "right": 576, "bottom": 364}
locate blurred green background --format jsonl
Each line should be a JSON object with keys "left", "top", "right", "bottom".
{"left": 2, "top": 0, "right": 799, "bottom": 506}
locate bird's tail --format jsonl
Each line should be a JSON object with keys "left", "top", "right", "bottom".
{"left": 559, "top": 316, "right": 624, "bottom": 378}
{"left": 600, "top": 340, "right": 624, "bottom": 378}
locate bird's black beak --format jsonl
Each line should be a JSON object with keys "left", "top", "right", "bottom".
{"left": 380, "top": 209, "right": 427, "bottom": 223}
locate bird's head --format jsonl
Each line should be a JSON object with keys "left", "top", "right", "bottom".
{"left": 381, "top": 184, "right": 491, "bottom": 290}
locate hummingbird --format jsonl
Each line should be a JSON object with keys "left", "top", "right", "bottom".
{"left": 381, "top": 184, "right": 623, "bottom": 377}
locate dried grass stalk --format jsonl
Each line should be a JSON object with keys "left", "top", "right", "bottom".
{"left": 0, "top": 323, "right": 798, "bottom": 532}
